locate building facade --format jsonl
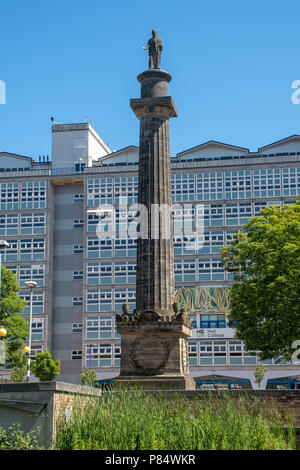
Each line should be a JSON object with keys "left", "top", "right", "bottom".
{"left": 1, "top": 122, "right": 300, "bottom": 389}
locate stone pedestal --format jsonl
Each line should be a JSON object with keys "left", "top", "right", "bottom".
{"left": 115, "top": 316, "right": 195, "bottom": 390}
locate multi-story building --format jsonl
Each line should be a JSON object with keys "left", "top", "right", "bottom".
{"left": 1, "top": 122, "right": 300, "bottom": 389}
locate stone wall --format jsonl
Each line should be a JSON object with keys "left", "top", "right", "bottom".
{"left": 0, "top": 381, "right": 101, "bottom": 449}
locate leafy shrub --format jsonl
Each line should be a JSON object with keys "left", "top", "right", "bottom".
{"left": 0, "top": 424, "right": 40, "bottom": 450}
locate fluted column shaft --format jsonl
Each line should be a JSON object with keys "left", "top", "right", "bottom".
{"left": 136, "top": 114, "right": 174, "bottom": 315}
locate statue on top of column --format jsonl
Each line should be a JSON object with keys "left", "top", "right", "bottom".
{"left": 143, "top": 29, "right": 163, "bottom": 70}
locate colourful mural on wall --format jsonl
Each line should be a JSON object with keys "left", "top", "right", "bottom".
{"left": 175, "top": 287, "right": 230, "bottom": 314}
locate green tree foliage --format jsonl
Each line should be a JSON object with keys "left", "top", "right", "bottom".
{"left": 80, "top": 369, "right": 98, "bottom": 387}
{"left": 10, "top": 364, "right": 27, "bottom": 383}
{"left": 31, "top": 350, "right": 60, "bottom": 381}
{"left": 0, "top": 265, "right": 28, "bottom": 368}
{"left": 254, "top": 363, "right": 265, "bottom": 389}
{"left": 221, "top": 201, "right": 300, "bottom": 361}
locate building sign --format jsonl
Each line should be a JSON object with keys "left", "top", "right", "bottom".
{"left": 192, "top": 328, "right": 236, "bottom": 339}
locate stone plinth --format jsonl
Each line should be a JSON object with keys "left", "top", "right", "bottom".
{"left": 115, "top": 316, "right": 195, "bottom": 390}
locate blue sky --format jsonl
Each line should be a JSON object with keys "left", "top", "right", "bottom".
{"left": 1, "top": 0, "right": 300, "bottom": 159}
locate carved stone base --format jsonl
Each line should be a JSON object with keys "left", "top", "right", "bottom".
{"left": 114, "top": 375, "right": 196, "bottom": 391}
{"left": 116, "top": 319, "right": 193, "bottom": 381}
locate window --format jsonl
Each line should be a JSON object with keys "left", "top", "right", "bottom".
{"left": 114, "top": 344, "right": 121, "bottom": 367}
{"left": 20, "top": 181, "right": 46, "bottom": 209}
{"left": 85, "top": 344, "right": 112, "bottom": 368}
{"left": 253, "top": 168, "right": 281, "bottom": 198}
{"left": 20, "top": 239, "right": 45, "bottom": 261}
{"left": 197, "top": 172, "right": 223, "bottom": 201}
{"left": 19, "top": 292, "right": 44, "bottom": 315}
{"left": 87, "top": 238, "right": 112, "bottom": 259}
{"left": 87, "top": 263, "right": 112, "bottom": 285}
{"left": 174, "top": 234, "right": 200, "bottom": 256}
{"left": 114, "top": 262, "right": 136, "bottom": 284}
{"left": 73, "top": 244, "right": 83, "bottom": 254}
{"left": 114, "top": 289, "right": 136, "bottom": 312}
{"left": 114, "top": 238, "right": 137, "bottom": 258}
{"left": 225, "top": 203, "right": 252, "bottom": 226}
{"left": 225, "top": 171, "right": 252, "bottom": 200}
{"left": 172, "top": 173, "right": 195, "bottom": 202}
{"left": 114, "top": 177, "right": 138, "bottom": 205}
{"left": 30, "top": 346, "right": 42, "bottom": 358}
{"left": 73, "top": 193, "right": 84, "bottom": 203}
{"left": 72, "top": 297, "right": 83, "bottom": 306}
{"left": 204, "top": 204, "right": 224, "bottom": 227}
{"left": 1, "top": 239, "right": 18, "bottom": 261}
{"left": 19, "top": 265, "right": 45, "bottom": 287}
{"left": 73, "top": 219, "right": 83, "bottom": 228}
{"left": 72, "top": 323, "right": 83, "bottom": 333}
{"left": 73, "top": 270, "right": 83, "bottom": 280}
{"left": 74, "top": 163, "right": 86, "bottom": 174}
{"left": 199, "top": 231, "right": 224, "bottom": 254}
{"left": 87, "top": 290, "right": 113, "bottom": 313}
{"left": 87, "top": 178, "right": 113, "bottom": 206}
{"left": 86, "top": 262, "right": 136, "bottom": 286}
{"left": 0, "top": 214, "right": 18, "bottom": 235}
{"left": 282, "top": 168, "right": 300, "bottom": 197}
{"left": 188, "top": 342, "right": 198, "bottom": 366}
{"left": 174, "top": 261, "right": 196, "bottom": 283}
{"left": 0, "top": 183, "right": 19, "bottom": 210}
{"left": 200, "top": 314, "right": 226, "bottom": 328}
{"left": 198, "top": 258, "right": 225, "bottom": 281}
{"left": 31, "top": 319, "right": 43, "bottom": 341}
{"left": 86, "top": 316, "right": 113, "bottom": 340}
{"left": 72, "top": 350, "right": 82, "bottom": 360}
{"left": 20, "top": 214, "right": 46, "bottom": 235}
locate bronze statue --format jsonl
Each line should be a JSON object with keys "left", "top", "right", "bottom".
{"left": 143, "top": 29, "right": 163, "bottom": 69}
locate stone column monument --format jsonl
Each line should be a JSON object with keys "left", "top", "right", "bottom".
{"left": 115, "top": 31, "right": 195, "bottom": 390}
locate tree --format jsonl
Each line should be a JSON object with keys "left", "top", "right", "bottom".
{"left": 254, "top": 363, "right": 265, "bottom": 389}
{"left": 221, "top": 201, "right": 300, "bottom": 361}
{"left": 31, "top": 350, "right": 60, "bottom": 381}
{"left": 80, "top": 369, "right": 98, "bottom": 388}
{"left": 10, "top": 364, "right": 27, "bottom": 383}
{"left": 0, "top": 266, "right": 28, "bottom": 368}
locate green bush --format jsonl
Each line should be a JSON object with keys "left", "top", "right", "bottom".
{"left": 31, "top": 349, "right": 60, "bottom": 381}
{"left": 55, "top": 390, "right": 296, "bottom": 450}
{"left": 0, "top": 424, "right": 40, "bottom": 450}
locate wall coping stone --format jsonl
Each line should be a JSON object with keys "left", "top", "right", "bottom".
{"left": 0, "top": 381, "right": 102, "bottom": 396}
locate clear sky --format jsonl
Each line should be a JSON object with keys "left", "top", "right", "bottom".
{"left": 1, "top": 0, "right": 300, "bottom": 159}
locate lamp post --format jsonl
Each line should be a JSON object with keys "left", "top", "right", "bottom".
{"left": 88, "top": 343, "right": 97, "bottom": 370}
{"left": 24, "top": 281, "right": 37, "bottom": 382}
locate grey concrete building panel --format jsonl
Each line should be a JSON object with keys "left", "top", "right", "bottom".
{"left": 53, "top": 219, "right": 74, "bottom": 231}
{"left": 53, "top": 245, "right": 74, "bottom": 256}
{"left": 53, "top": 256, "right": 83, "bottom": 270}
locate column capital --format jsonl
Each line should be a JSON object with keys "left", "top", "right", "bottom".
{"left": 130, "top": 96, "right": 178, "bottom": 120}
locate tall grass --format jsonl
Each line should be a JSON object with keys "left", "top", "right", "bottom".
{"left": 55, "top": 389, "right": 296, "bottom": 450}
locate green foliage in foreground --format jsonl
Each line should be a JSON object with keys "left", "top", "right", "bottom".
{"left": 31, "top": 349, "right": 60, "bottom": 381}
{"left": 80, "top": 369, "right": 98, "bottom": 388}
{"left": 55, "top": 390, "right": 296, "bottom": 450}
{"left": 0, "top": 424, "right": 40, "bottom": 450}
{"left": 0, "top": 265, "right": 28, "bottom": 369}
{"left": 221, "top": 201, "right": 300, "bottom": 360}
